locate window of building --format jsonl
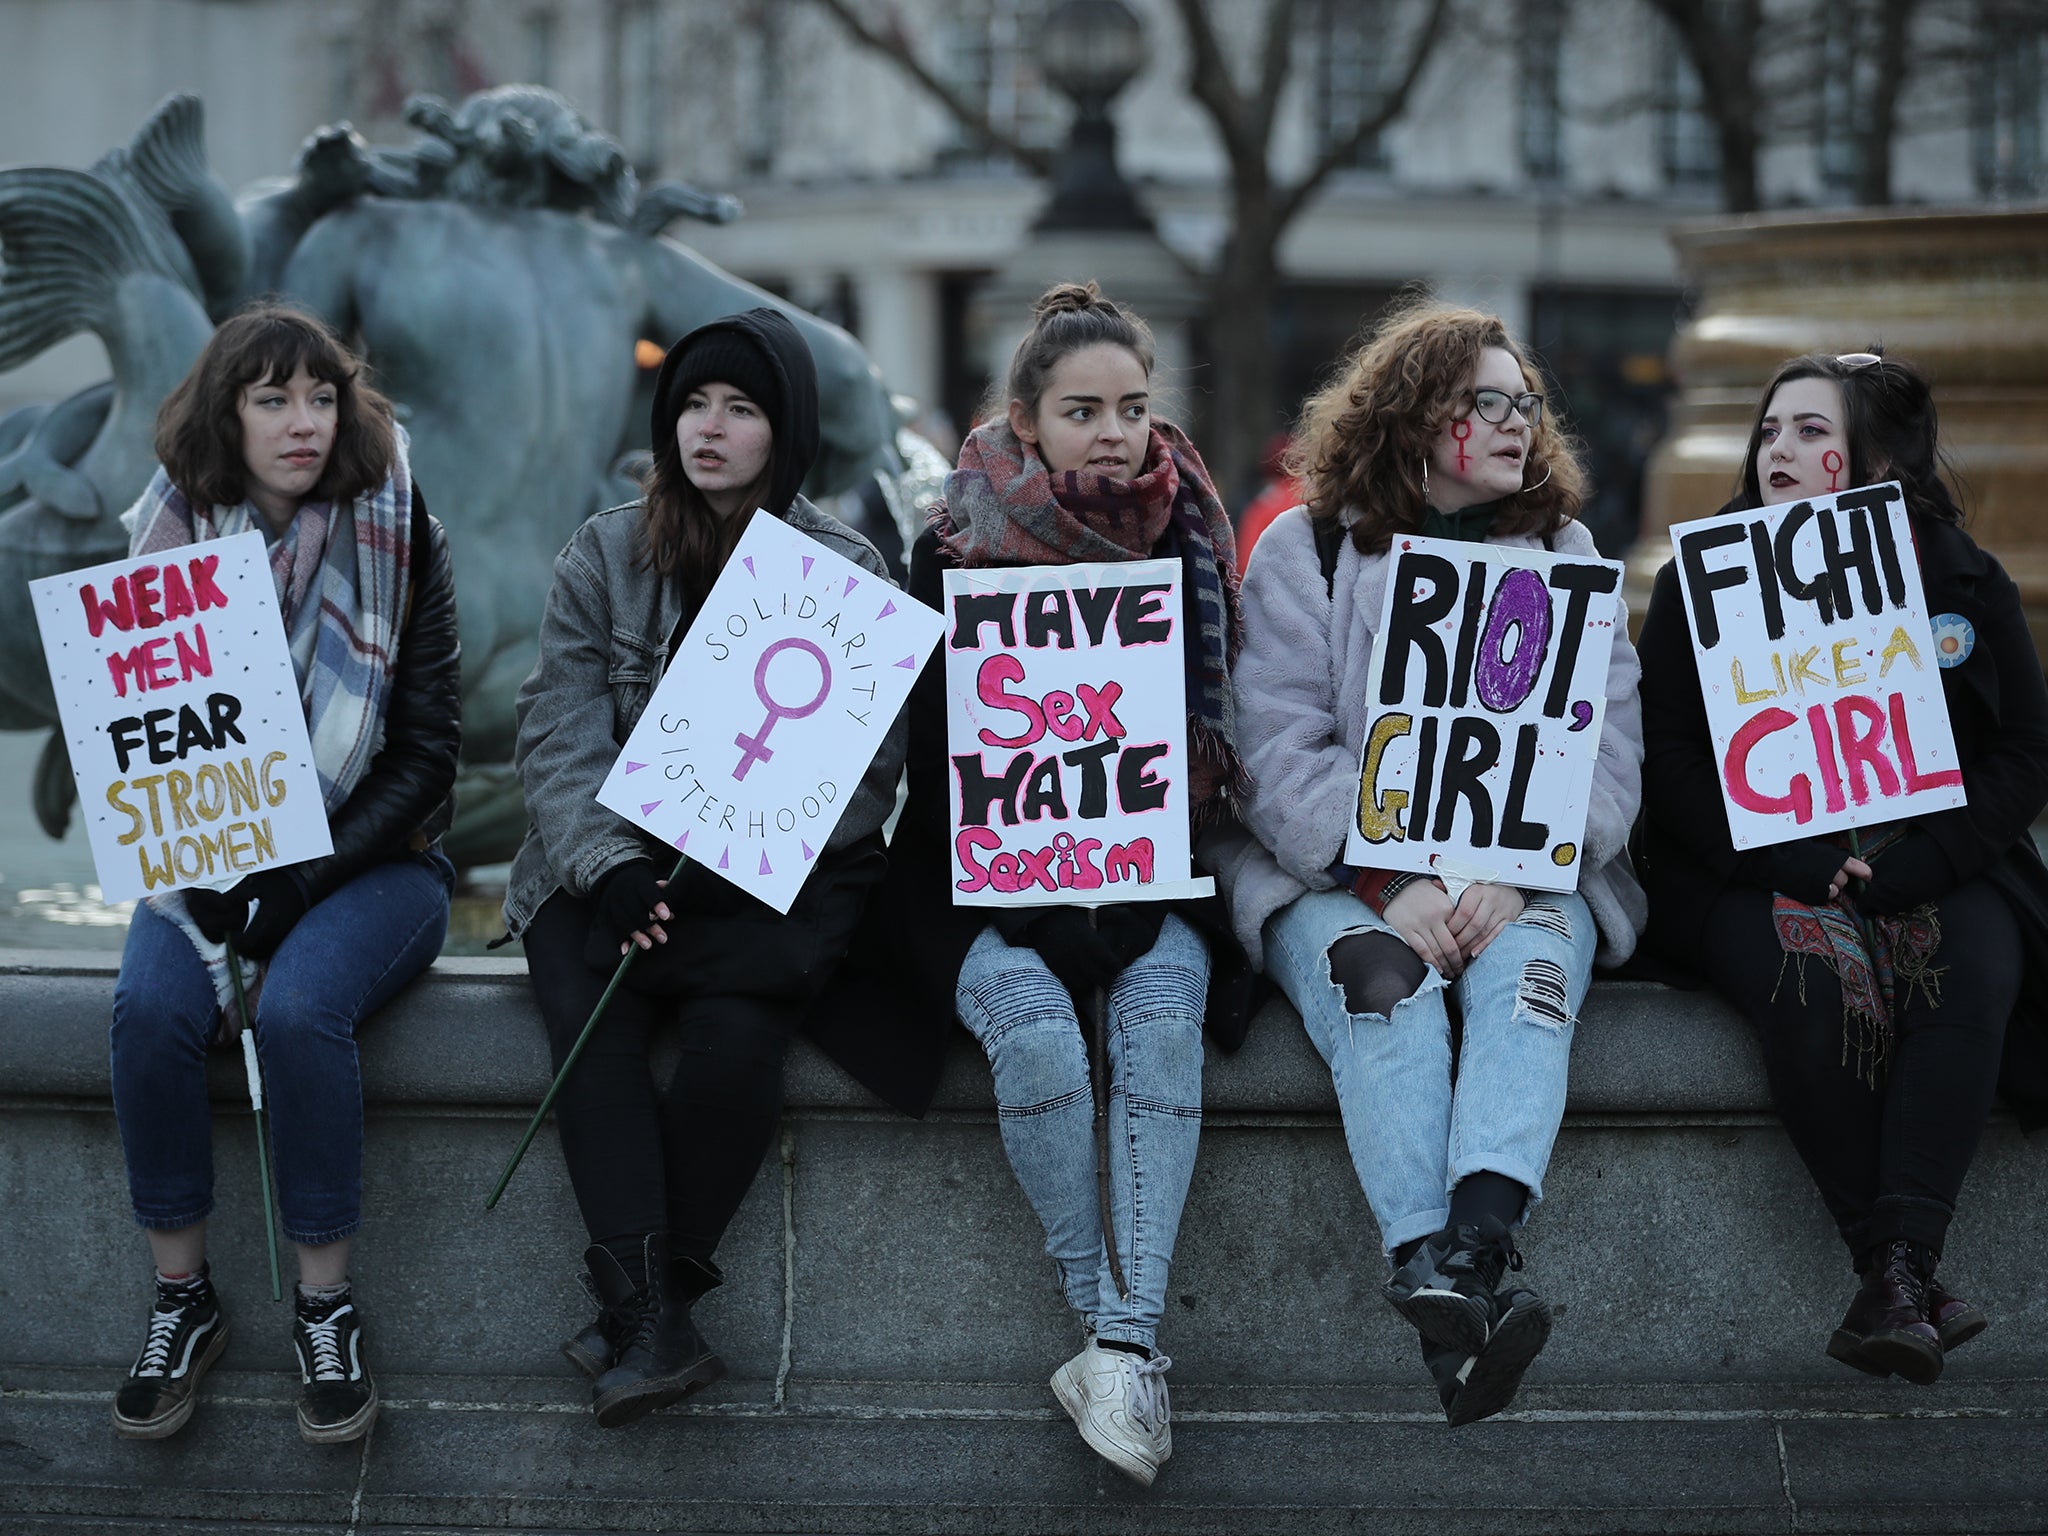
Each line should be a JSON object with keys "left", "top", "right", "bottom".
{"left": 607, "top": 0, "right": 664, "bottom": 176}
{"left": 738, "top": 0, "right": 784, "bottom": 176}
{"left": 1308, "top": 0, "right": 1392, "bottom": 173}
{"left": 524, "top": 7, "right": 557, "bottom": 88}
{"left": 1974, "top": 3, "right": 2044, "bottom": 197}
{"left": 1654, "top": 12, "right": 1720, "bottom": 189}
{"left": 936, "top": 0, "right": 1056, "bottom": 167}
{"left": 1521, "top": 0, "right": 1568, "bottom": 183}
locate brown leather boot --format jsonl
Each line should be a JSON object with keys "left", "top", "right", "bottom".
{"left": 1826, "top": 1240, "right": 1943, "bottom": 1385}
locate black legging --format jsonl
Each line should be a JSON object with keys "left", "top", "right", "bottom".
{"left": 524, "top": 890, "right": 808, "bottom": 1264}
{"left": 1700, "top": 877, "right": 2020, "bottom": 1264}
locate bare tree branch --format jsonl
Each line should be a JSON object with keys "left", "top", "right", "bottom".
{"left": 1276, "top": 0, "right": 1455, "bottom": 229}
{"left": 806, "top": 0, "right": 1055, "bottom": 175}
{"left": 1251, "top": 0, "right": 1303, "bottom": 151}
{"left": 1167, "top": 0, "right": 1257, "bottom": 170}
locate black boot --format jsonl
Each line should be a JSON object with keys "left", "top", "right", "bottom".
{"left": 562, "top": 1245, "right": 640, "bottom": 1379}
{"left": 1827, "top": 1240, "right": 1943, "bottom": 1384}
{"left": 590, "top": 1235, "right": 727, "bottom": 1428}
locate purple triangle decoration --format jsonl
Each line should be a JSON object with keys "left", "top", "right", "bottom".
{"left": 673, "top": 831, "right": 690, "bottom": 852}
{"left": 758, "top": 852, "right": 773, "bottom": 876}
{"left": 895, "top": 654, "right": 917, "bottom": 669}
{"left": 640, "top": 800, "right": 663, "bottom": 817}
{"left": 743, "top": 556, "right": 757, "bottom": 577}
{"left": 878, "top": 598, "right": 897, "bottom": 620}
{"left": 801, "top": 555, "right": 815, "bottom": 578}
{"left": 623, "top": 761, "right": 647, "bottom": 774}
{"left": 717, "top": 847, "right": 731, "bottom": 870}
{"left": 844, "top": 576, "right": 860, "bottom": 596}
{"left": 801, "top": 841, "right": 817, "bottom": 862}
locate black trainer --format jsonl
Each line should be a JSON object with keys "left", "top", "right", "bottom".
{"left": 292, "top": 1287, "right": 378, "bottom": 1444}
{"left": 1384, "top": 1216, "right": 1523, "bottom": 1357}
{"left": 112, "top": 1269, "right": 230, "bottom": 1439}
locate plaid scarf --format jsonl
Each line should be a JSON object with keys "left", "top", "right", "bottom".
{"left": 933, "top": 419, "right": 1243, "bottom": 811}
{"left": 122, "top": 430, "right": 414, "bottom": 1010}
{"left": 1771, "top": 829, "right": 1947, "bottom": 1086}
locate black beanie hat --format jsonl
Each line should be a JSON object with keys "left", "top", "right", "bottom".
{"left": 653, "top": 326, "right": 784, "bottom": 436}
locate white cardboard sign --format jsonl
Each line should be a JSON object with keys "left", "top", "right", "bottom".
{"left": 1669, "top": 481, "right": 1966, "bottom": 849}
{"left": 597, "top": 511, "right": 943, "bottom": 913}
{"left": 29, "top": 531, "right": 332, "bottom": 902}
{"left": 942, "top": 559, "right": 1209, "bottom": 907}
{"left": 1342, "top": 534, "right": 1625, "bottom": 892}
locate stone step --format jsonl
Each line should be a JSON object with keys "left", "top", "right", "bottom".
{"left": 6, "top": 953, "right": 2047, "bottom": 1531}
{"left": 6, "top": 1367, "right": 2048, "bottom": 1534}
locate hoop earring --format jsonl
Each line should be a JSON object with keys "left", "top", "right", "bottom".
{"left": 1421, "top": 459, "right": 1431, "bottom": 502}
{"left": 1521, "top": 457, "right": 1552, "bottom": 494}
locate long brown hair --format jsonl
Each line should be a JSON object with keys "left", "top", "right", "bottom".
{"left": 1288, "top": 298, "right": 1584, "bottom": 553}
{"left": 154, "top": 303, "right": 395, "bottom": 509}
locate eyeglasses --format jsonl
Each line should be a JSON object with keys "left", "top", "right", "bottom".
{"left": 1836, "top": 352, "right": 1884, "bottom": 369}
{"left": 1467, "top": 388, "right": 1543, "bottom": 426}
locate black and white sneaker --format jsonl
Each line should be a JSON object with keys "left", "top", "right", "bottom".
{"left": 1383, "top": 1216, "right": 1528, "bottom": 1357}
{"left": 292, "top": 1288, "right": 378, "bottom": 1444}
{"left": 112, "top": 1269, "right": 230, "bottom": 1439}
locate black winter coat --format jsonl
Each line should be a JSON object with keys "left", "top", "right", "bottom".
{"left": 287, "top": 488, "right": 461, "bottom": 903}
{"left": 1639, "top": 509, "right": 2048, "bottom": 1121}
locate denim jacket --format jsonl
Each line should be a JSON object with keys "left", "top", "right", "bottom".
{"left": 503, "top": 496, "right": 906, "bottom": 938}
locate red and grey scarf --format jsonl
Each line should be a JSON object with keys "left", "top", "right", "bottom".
{"left": 933, "top": 419, "right": 1243, "bottom": 811}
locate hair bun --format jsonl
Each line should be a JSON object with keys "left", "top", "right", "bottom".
{"left": 1033, "top": 281, "right": 1105, "bottom": 321}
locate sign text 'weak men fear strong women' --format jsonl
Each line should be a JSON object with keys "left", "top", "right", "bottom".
{"left": 1345, "top": 535, "right": 1626, "bottom": 891}
{"left": 30, "top": 532, "right": 331, "bottom": 902}
{"left": 1672, "top": 482, "right": 1966, "bottom": 848}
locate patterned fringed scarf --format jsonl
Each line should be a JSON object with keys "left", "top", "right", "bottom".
{"left": 121, "top": 429, "right": 414, "bottom": 1011}
{"left": 1771, "top": 829, "right": 1947, "bottom": 1086}
{"left": 933, "top": 419, "right": 1243, "bottom": 812}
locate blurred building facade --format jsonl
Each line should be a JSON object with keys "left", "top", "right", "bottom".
{"left": 3, "top": 0, "right": 2042, "bottom": 543}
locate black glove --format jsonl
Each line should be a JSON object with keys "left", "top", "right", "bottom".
{"left": 583, "top": 859, "right": 670, "bottom": 968}
{"left": 1732, "top": 839, "right": 1844, "bottom": 905}
{"left": 1095, "top": 904, "right": 1167, "bottom": 970}
{"left": 1859, "top": 832, "right": 1955, "bottom": 915}
{"left": 185, "top": 871, "right": 310, "bottom": 960}
{"left": 1020, "top": 908, "right": 1124, "bottom": 1002}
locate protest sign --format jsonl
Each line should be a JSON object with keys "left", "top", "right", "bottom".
{"left": 1669, "top": 481, "right": 1965, "bottom": 849}
{"left": 1342, "top": 534, "right": 1625, "bottom": 892}
{"left": 597, "top": 512, "right": 942, "bottom": 914}
{"left": 942, "top": 558, "right": 1210, "bottom": 907}
{"left": 29, "top": 531, "right": 332, "bottom": 903}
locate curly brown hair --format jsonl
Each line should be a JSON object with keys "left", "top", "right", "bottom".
{"left": 1288, "top": 299, "right": 1584, "bottom": 553}
{"left": 154, "top": 303, "right": 396, "bottom": 511}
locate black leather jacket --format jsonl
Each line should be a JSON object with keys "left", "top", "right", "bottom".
{"left": 288, "top": 491, "right": 462, "bottom": 903}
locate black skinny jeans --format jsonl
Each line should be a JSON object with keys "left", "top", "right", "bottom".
{"left": 523, "top": 890, "right": 807, "bottom": 1264}
{"left": 1700, "top": 877, "right": 2020, "bottom": 1265}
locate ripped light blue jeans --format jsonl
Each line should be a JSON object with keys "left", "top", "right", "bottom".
{"left": 1265, "top": 886, "right": 1596, "bottom": 1256}
{"left": 955, "top": 915, "right": 1207, "bottom": 1351}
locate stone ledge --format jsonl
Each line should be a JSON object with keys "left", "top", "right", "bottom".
{"left": 0, "top": 952, "right": 1770, "bottom": 1116}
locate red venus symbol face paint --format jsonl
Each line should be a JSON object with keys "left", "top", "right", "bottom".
{"left": 1452, "top": 417, "right": 1473, "bottom": 473}
{"left": 1823, "top": 449, "right": 1844, "bottom": 492}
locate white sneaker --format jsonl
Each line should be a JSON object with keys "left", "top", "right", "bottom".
{"left": 1050, "top": 1341, "right": 1173, "bottom": 1486}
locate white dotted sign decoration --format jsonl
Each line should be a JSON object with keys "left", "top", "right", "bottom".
{"left": 28, "top": 530, "right": 333, "bottom": 904}
{"left": 597, "top": 511, "right": 943, "bottom": 915}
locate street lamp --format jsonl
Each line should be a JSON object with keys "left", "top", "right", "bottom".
{"left": 1034, "top": 0, "right": 1150, "bottom": 232}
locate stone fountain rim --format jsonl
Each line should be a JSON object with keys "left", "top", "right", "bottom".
{"left": 1670, "top": 202, "right": 2048, "bottom": 269}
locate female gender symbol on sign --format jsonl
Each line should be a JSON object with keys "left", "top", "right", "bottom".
{"left": 732, "top": 637, "right": 832, "bottom": 780}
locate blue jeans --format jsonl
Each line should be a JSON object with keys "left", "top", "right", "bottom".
{"left": 955, "top": 915, "right": 1207, "bottom": 1350}
{"left": 110, "top": 851, "right": 454, "bottom": 1245}
{"left": 1265, "top": 886, "right": 1595, "bottom": 1256}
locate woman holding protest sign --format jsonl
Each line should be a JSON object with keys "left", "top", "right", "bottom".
{"left": 860, "top": 281, "right": 1247, "bottom": 1488}
{"left": 507, "top": 308, "right": 906, "bottom": 1429}
{"left": 1638, "top": 350, "right": 2048, "bottom": 1384}
{"left": 1217, "top": 301, "right": 1644, "bottom": 1425}
{"left": 108, "top": 304, "right": 459, "bottom": 1443}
